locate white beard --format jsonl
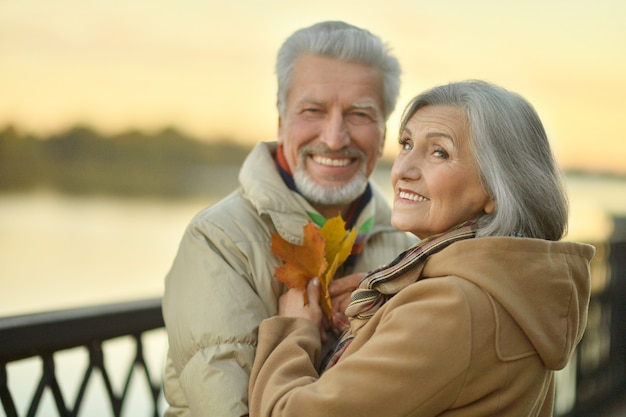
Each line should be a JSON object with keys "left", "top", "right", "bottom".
{"left": 293, "top": 164, "right": 368, "bottom": 206}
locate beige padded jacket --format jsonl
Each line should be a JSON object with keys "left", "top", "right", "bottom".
{"left": 162, "top": 141, "right": 415, "bottom": 416}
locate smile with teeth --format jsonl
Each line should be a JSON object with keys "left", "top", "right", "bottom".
{"left": 399, "top": 190, "right": 429, "bottom": 202}
{"left": 312, "top": 155, "right": 353, "bottom": 167}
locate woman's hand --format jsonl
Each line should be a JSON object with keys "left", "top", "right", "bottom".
{"left": 328, "top": 272, "right": 365, "bottom": 334}
{"left": 278, "top": 278, "right": 325, "bottom": 340}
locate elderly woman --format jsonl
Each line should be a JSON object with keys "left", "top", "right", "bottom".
{"left": 248, "top": 80, "right": 595, "bottom": 417}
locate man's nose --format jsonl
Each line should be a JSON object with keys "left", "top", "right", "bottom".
{"left": 319, "top": 110, "right": 350, "bottom": 150}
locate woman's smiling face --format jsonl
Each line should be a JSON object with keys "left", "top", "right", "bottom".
{"left": 391, "top": 105, "right": 494, "bottom": 239}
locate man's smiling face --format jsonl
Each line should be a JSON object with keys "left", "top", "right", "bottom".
{"left": 278, "top": 54, "right": 386, "bottom": 208}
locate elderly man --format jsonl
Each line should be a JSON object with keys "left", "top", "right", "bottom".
{"left": 163, "top": 21, "right": 414, "bottom": 416}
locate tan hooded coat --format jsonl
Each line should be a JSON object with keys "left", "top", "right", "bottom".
{"left": 249, "top": 237, "right": 594, "bottom": 417}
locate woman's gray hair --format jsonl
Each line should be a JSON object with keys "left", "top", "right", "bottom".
{"left": 399, "top": 80, "right": 568, "bottom": 241}
{"left": 276, "top": 21, "right": 401, "bottom": 120}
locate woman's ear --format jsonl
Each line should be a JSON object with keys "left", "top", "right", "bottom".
{"left": 484, "top": 198, "right": 495, "bottom": 214}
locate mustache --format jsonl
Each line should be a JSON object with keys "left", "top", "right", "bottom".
{"left": 298, "top": 144, "right": 365, "bottom": 160}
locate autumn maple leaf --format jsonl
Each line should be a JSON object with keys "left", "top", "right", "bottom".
{"left": 271, "top": 221, "right": 328, "bottom": 305}
{"left": 271, "top": 215, "right": 356, "bottom": 320}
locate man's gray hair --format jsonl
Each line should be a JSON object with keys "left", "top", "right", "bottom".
{"left": 276, "top": 21, "right": 401, "bottom": 120}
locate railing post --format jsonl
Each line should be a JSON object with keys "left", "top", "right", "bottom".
{"left": 0, "top": 361, "right": 18, "bottom": 417}
{"left": 26, "top": 354, "right": 70, "bottom": 417}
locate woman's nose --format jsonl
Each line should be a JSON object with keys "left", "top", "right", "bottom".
{"left": 392, "top": 153, "right": 422, "bottom": 181}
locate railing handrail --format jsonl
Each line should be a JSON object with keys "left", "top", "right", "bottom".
{"left": 0, "top": 297, "right": 164, "bottom": 362}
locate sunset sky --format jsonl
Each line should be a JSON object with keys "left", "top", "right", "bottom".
{"left": 1, "top": 0, "right": 625, "bottom": 174}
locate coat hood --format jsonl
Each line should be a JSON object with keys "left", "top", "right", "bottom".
{"left": 424, "top": 237, "right": 594, "bottom": 370}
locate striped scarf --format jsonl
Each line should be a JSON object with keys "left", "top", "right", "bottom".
{"left": 320, "top": 220, "right": 478, "bottom": 372}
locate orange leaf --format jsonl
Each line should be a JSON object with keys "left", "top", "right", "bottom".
{"left": 271, "top": 222, "right": 328, "bottom": 305}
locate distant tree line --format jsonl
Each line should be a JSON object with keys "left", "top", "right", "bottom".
{"left": 0, "top": 125, "right": 252, "bottom": 198}
{"left": 1, "top": 125, "right": 620, "bottom": 199}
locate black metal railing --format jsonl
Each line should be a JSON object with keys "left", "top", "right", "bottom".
{"left": 0, "top": 298, "right": 164, "bottom": 417}
{"left": 565, "top": 236, "right": 626, "bottom": 417}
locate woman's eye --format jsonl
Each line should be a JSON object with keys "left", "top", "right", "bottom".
{"left": 398, "top": 138, "right": 413, "bottom": 151}
{"left": 433, "top": 148, "right": 449, "bottom": 159}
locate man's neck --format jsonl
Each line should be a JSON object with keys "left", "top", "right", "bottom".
{"left": 314, "top": 203, "right": 351, "bottom": 220}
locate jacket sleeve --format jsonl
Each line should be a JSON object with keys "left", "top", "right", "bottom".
{"left": 249, "top": 279, "right": 476, "bottom": 417}
{"left": 163, "top": 214, "right": 279, "bottom": 417}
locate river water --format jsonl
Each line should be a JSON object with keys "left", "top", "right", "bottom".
{"left": 2, "top": 171, "right": 626, "bottom": 316}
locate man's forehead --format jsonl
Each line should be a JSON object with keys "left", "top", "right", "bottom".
{"left": 295, "top": 96, "right": 382, "bottom": 111}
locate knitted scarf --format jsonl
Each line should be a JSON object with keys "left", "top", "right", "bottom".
{"left": 320, "top": 220, "right": 478, "bottom": 372}
{"left": 275, "top": 144, "right": 374, "bottom": 268}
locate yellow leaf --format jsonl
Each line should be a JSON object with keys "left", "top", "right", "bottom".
{"left": 320, "top": 215, "right": 352, "bottom": 266}
{"left": 318, "top": 215, "right": 358, "bottom": 319}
